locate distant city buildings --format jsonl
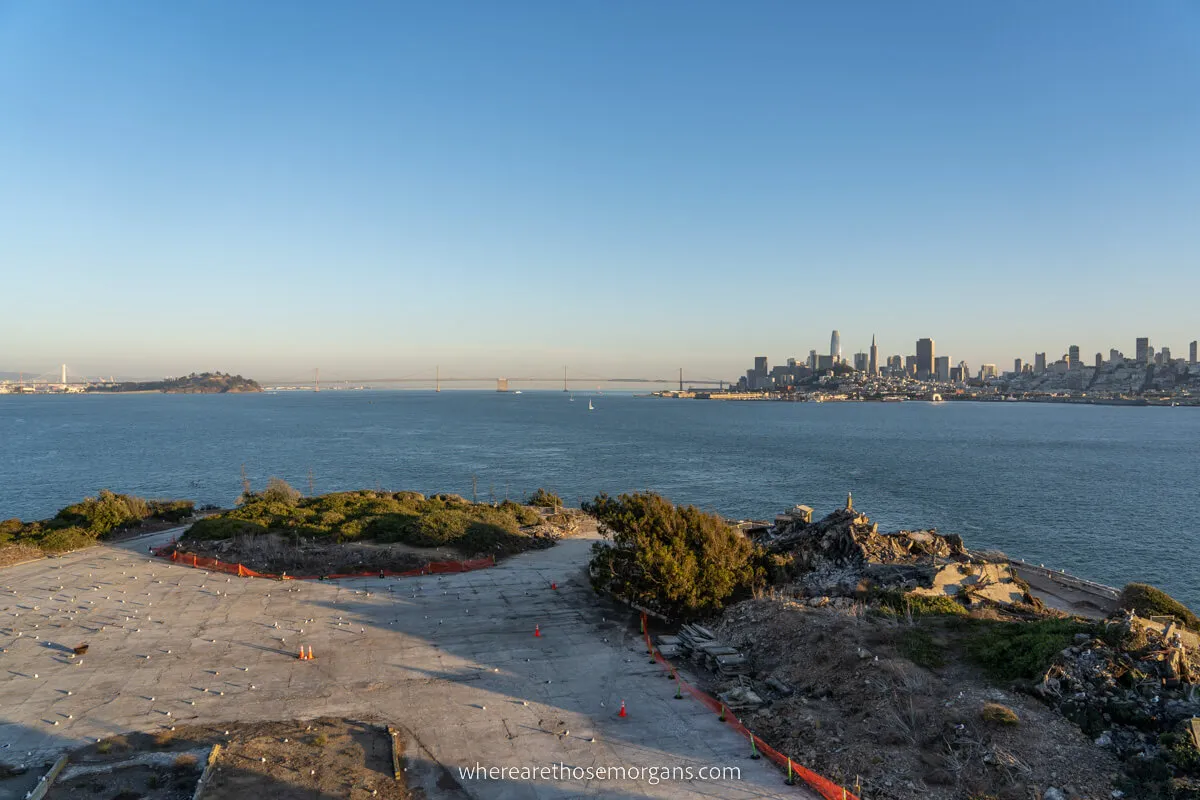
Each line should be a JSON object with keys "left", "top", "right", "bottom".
{"left": 1192, "top": 340, "right": 1198, "bottom": 365}
{"left": 830, "top": 330, "right": 841, "bottom": 362}
{"left": 1014, "top": 358, "right": 1023, "bottom": 375}
{"left": 904, "top": 355, "right": 918, "bottom": 376}
{"left": 1034, "top": 353, "right": 1047, "bottom": 373}
{"left": 888, "top": 355, "right": 902, "bottom": 373}
{"left": 1095, "top": 353, "right": 1102, "bottom": 369}
{"left": 935, "top": 356, "right": 950, "bottom": 382}
{"left": 1068, "top": 345, "right": 1080, "bottom": 369}
{"left": 1137, "top": 337, "right": 1150, "bottom": 364}
{"left": 869, "top": 335, "right": 879, "bottom": 376}
{"left": 853, "top": 352, "right": 868, "bottom": 372}
{"left": 980, "top": 364, "right": 998, "bottom": 380}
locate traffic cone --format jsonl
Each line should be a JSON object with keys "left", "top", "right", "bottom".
{"left": 307, "top": 646, "right": 314, "bottom": 660}
{"left": 534, "top": 624, "right": 541, "bottom": 638}
{"left": 618, "top": 700, "right": 626, "bottom": 718}
{"left": 551, "top": 582, "right": 557, "bottom": 590}
{"left": 298, "top": 647, "right": 305, "bottom": 660}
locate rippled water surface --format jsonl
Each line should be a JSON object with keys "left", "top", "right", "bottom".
{"left": 2, "top": 392, "right": 1197, "bottom": 606}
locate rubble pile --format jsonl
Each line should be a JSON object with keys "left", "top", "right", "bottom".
{"left": 660, "top": 624, "right": 751, "bottom": 678}
{"left": 765, "top": 504, "right": 969, "bottom": 596}
{"left": 1036, "top": 614, "right": 1200, "bottom": 774}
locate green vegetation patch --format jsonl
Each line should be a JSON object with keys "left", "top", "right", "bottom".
{"left": 961, "top": 617, "right": 1093, "bottom": 682}
{"left": 872, "top": 589, "right": 969, "bottom": 618}
{"left": 0, "top": 490, "right": 195, "bottom": 556}
{"left": 182, "top": 483, "right": 551, "bottom": 558}
{"left": 899, "top": 627, "right": 947, "bottom": 668}
{"left": 1119, "top": 583, "right": 1200, "bottom": 632}
{"left": 585, "top": 491, "right": 761, "bottom": 620}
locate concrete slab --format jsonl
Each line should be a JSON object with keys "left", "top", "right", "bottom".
{"left": 0, "top": 532, "right": 819, "bottom": 799}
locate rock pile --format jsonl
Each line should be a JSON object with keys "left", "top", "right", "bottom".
{"left": 661, "top": 624, "right": 751, "bottom": 678}
{"left": 764, "top": 506, "right": 969, "bottom": 596}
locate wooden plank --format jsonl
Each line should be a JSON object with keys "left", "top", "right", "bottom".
{"left": 191, "top": 743, "right": 222, "bottom": 800}
{"left": 387, "top": 726, "right": 402, "bottom": 780}
{"left": 27, "top": 754, "right": 68, "bottom": 800}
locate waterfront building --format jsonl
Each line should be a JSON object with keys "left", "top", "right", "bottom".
{"left": 1191, "top": 340, "right": 1198, "bottom": 365}
{"left": 905, "top": 355, "right": 918, "bottom": 376}
{"left": 869, "top": 335, "right": 879, "bottom": 376}
{"left": 853, "top": 352, "right": 868, "bottom": 372}
{"left": 1136, "top": 337, "right": 1150, "bottom": 364}
{"left": 1068, "top": 345, "right": 1081, "bottom": 368}
{"left": 830, "top": 330, "right": 841, "bottom": 362}
{"left": 1034, "top": 352, "right": 1047, "bottom": 373}
{"left": 916, "top": 338, "right": 935, "bottom": 380}
{"left": 1014, "top": 358, "right": 1023, "bottom": 375}
{"left": 935, "top": 356, "right": 950, "bottom": 382}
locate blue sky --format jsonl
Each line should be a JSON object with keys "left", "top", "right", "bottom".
{"left": 1, "top": 2, "right": 1197, "bottom": 382}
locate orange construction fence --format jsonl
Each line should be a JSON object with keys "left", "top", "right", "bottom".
{"left": 149, "top": 541, "right": 495, "bottom": 581}
{"left": 641, "top": 613, "right": 860, "bottom": 800}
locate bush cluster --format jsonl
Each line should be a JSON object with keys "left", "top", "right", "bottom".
{"left": 962, "top": 617, "right": 1094, "bottom": 682}
{"left": 185, "top": 483, "right": 548, "bottom": 557}
{"left": 1119, "top": 583, "right": 1200, "bottom": 632}
{"left": 0, "top": 491, "right": 195, "bottom": 556}
{"left": 584, "top": 491, "right": 760, "bottom": 620}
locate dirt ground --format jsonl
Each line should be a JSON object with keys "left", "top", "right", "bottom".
{"left": 710, "top": 599, "right": 1122, "bottom": 800}
{"left": 23, "top": 718, "right": 409, "bottom": 800}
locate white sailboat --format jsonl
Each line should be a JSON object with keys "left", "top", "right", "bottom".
{"left": 588, "top": 398, "right": 594, "bottom": 411}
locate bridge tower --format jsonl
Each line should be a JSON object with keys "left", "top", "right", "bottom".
{"left": 563, "top": 366, "right": 568, "bottom": 392}
{"left": 315, "top": 367, "right": 320, "bottom": 392}
{"left": 436, "top": 365, "right": 440, "bottom": 393}
{"left": 679, "top": 367, "right": 683, "bottom": 392}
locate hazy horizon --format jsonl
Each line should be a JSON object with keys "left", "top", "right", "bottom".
{"left": 3, "top": 2, "right": 1197, "bottom": 377}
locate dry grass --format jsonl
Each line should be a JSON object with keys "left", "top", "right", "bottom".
{"left": 0, "top": 543, "right": 44, "bottom": 569}
{"left": 173, "top": 753, "right": 199, "bottom": 770}
{"left": 980, "top": 702, "right": 1020, "bottom": 726}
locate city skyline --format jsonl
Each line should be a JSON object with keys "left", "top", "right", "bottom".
{"left": 3, "top": 3, "right": 1198, "bottom": 377}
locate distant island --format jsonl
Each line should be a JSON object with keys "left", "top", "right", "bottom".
{"left": 87, "top": 371, "right": 262, "bottom": 394}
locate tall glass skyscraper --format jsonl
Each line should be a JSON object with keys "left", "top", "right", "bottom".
{"left": 830, "top": 330, "right": 841, "bottom": 361}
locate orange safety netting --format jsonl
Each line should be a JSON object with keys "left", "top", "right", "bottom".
{"left": 149, "top": 542, "right": 495, "bottom": 581}
{"left": 641, "top": 613, "right": 860, "bottom": 800}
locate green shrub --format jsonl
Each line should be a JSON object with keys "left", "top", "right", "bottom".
{"left": 147, "top": 500, "right": 195, "bottom": 522}
{"left": 585, "top": 491, "right": 760, "bottom": 619}
{"left": 261, "top": 477, "right": 302, "bottom": 506}
{"left": 963, "top": 618, "right": 1093, "bottom": 682}
{"left": 37, "top": 526, "right": 96, "bottom": 554}
{"left": 1119, "top": 583, "right": 1200, "bottom": 632}
{"left": 186, "top": 517, "right": 267, "bottom": 541}
{"left": 529, "top": 488, "right": 563, "bottom": 508}
{"left": 499, "top": 501, "right": 540, "bottom": 526}
{"left": 980, "top": 702, "right": 1020, "bottom": 725}
{"left": 900, "top": 627, "right": 946, "bottom": 668}
{"left": 56, "top": 490, "right": 149, "bottom": 535}
{"left": 411, "top": 509, "right": 472, "bottom": 546}
{"left": 873, "top": 589, "right": 968, "bottom": 617}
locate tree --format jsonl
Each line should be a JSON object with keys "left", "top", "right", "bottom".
{"left": 584, "top": 491, "right": 760, "bottom": 619}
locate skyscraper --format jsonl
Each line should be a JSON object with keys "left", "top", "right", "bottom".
{"left": 1014, "top": 358, "right": 1023, "bottom": 375}
{"left": 853, "top": 352, "right": 868, "bottom": 372}
{"left": 1191, "top": 340, "right": 1198, "bottom": 365}
{"left": 1136, "top": 337, "right": 1150, "bottom": 364}
{"left": 935, "top": 356, "right": 950, "bottom": 382}
{"left": 830, "top": 330, "right": 841, "bottom": 362}
{"left": 916, "top": 338, "right": 935, "bottom": 380}
{"left": 888, "top": 355, "right": 902, "bottom": 372}
{"left": 1034, "top": 352, "right": 1047, "bottom": 373}
{"left": 1095, "top": 353, "right": 1102, "bottom": 369}
{"left": 1068, "top": 345, "right": 1080, "bottom": 368}
{"left": 869, "top": 335, "right": 878, "bottom": 376}
{"left": 808, "top": 350, "right": 817, "bottom": 370}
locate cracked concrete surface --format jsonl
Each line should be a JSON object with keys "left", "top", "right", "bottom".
{"left": 1, "top": 529, "right": 817, "bottom": 798}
